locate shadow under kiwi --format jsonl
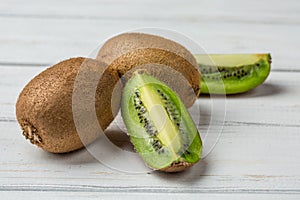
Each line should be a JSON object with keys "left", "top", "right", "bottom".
{"left": 71, "top": 128, "right": 134, "bottom": 166}
{"left": 104, "top": 128, "right": 134, "bottom": 152}
{"left": 152, "top": 159, "right": 208, "bottom": 183}
{"left": 199, "top": 83, "right": 285, "bottom": 99}
{"left": 227, "top": 83, "right": 285, "bottom": 98}
{"left": 37, "top": 107, "right": 211, "bottom": 176}
{"left": 34, "top": 145, "right": 98, "bottom": 165}
{"left": 36, "top": 128, "right": 133, "bottom": 166}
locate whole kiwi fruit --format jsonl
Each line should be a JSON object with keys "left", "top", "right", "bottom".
{"left": 16, "top": 57, "right": 121, "bottom": 153}
{"left": 97, "top": 33, "right": 201, "bottom": 107}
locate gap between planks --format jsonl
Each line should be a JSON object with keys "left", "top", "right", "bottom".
{"left": 0, "top": 184, "right": 300, "bottom": 195}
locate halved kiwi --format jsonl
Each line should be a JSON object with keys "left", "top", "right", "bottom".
{"left": 121, "top": 72, "right": 202, "bottom": 172}
{"left": 195, "top": 54, "right": 271, "bottom": 94}
{"left": 16, "top": 58, "right": 120, "bottom": 153}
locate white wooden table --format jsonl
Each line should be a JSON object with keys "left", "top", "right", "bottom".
{"left": 1, "top": 0, "right": 300, "bottom": 199}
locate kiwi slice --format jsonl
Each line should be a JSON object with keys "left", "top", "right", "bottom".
{"left": 16, "top": 58, "right": 120, "bottom": 153}
{"left": 195, "top": 54, "right": 271, "bottom": 94}
{"left": 121, "top": 72, "right": 202, "bottom": 172}
{"left": 97, "top": 33, "right": 201, "bottom": 107}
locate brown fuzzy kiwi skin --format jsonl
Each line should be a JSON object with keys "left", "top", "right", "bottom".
{"left": 16, "top": 57, "right": 120, "bottom": 153}
{"left": 160, "top": 162, "right": 194, "bottom": 173}
{"left": 97, "top": 33, "right": 201, "bottom": 107}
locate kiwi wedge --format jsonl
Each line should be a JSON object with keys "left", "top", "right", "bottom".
{"left": 97, "top": 33, "right": 201, "bottom": 107}
{"left": 195, "top": 54, "right": 271, "bottom": 94}
{"left": 121, "top": 72, "right": 202, "bottom": 172}
{"left": 16, "top": 58, "right": 120, "bottom": 153}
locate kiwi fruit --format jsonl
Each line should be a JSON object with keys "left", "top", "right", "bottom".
{"left": 16, "top": 57, "right": 120, "bottom": 153}
{"left": 195, "top": 54, "right": 271, "bottom": 94}
{"left": 121, "top": 72, "right": 202, "bottom": 172}
{"left": 97, "top": 33, "right": 201, "bottom": 107}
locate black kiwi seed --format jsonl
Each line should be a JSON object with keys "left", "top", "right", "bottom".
{"left": 158, "top": 148, "right": 165, "bottom": 154}
{"left": 203, "top": 63, "right": 256, "bottom": 82}
{"left": 140, "top": 108, "right": 146, "bottom": 114}
{"left": 147, "top": 130, "right": 154, "bottom": 136}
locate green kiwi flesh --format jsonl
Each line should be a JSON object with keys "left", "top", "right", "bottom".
{"left": 195, "top": 54, "right": 271, "bottom": 94}
{"left": 121, "top": 72, "right": 202, "bottom": 172}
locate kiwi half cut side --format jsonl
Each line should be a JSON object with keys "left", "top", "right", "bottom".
{"left": 195, "top": 54, "right": 271, "bottom": 94}
{"left": 121, "top": 72, "right": 202, "bottom": 172}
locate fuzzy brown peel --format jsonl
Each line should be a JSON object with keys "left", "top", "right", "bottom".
{"left": 97, "top": 33, "right": 201, "bottom": 107}
{"left": 16, "top": 57, "right": 120, "bottom": 153}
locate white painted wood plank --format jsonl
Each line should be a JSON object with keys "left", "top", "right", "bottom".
{"left": 0, "top": 17, "right": 298, "bottom": 70}
{"left": 0, "top": 0, "right": 299, "bottom": 69}
{"left": 1, "top": 191, "right": 300, "bottom": 200}
{"left": 0, "top": 67, "right": 299, "bottom": 194}
{"left": 0, "top": 121, "right": 299, "bottom": 192}
{"left": 1, "top": 0, "right": 299, "bottom": 22}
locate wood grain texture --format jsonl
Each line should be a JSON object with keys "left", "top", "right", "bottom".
{"left": 1, "top": 0, "right": 300, "bottom": 199}
{"left": 0, "top": 0, "right": 299, "bottom": 70}
{"left": 1, "top": 66, "right": 300, "bottom": 197}
{"left": 1, "top": 192, "right": 300, "bottom": 200}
